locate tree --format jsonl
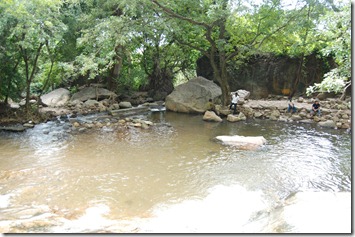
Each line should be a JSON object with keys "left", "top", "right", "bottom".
{"left": 150, "top": 0, "right": 321, "bottom": 105}
{"left": 0, "top": 5, "right": 23, "bottom": 104}
{"left": 306, "top": 1, "right": 351, "bottom": 100}
{"left": 150, "top": 0, "right": 235, "bottom": 105}
{"left": 135, "top": 9, "right": 199, "bottom": 99}
{"left": 1, "top": 0, "right": 67, "bottom": 113}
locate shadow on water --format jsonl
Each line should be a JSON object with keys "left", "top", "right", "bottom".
{"left": 0, "top": 111, "right": 351, "bottom": 233}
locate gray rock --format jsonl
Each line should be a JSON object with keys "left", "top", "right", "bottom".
{"left": 318, "top": 120, "right": 336, "bottom": 128}
{"left": 84, "top": 99, "right": 100, "bottom": 107}
{"left": 215, "top": 135, "right": 267, "bottom": 150}
{"left": 254, "top": 111, "right": 263, "bottom": 118}
{"left": 119, "top": 101, "right": 132, "bottom": 109}
{"left": 299, "top": 119, "right": 314, "bottom": 124}
{"left": 70, "top": 87, "right": 117, "bottom": 102}
{"left": 236, "top": 89, "right": 250, "bottom": 100}
{"left": 41, "top": 88, "right": 70, "bottom": 107}
{"left": 165, "top": 76, "right": 222, "bottom": 113}
{"left": 0, "top": 125, "right": 26, "bottom": 132}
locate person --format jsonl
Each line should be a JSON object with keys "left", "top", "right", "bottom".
{"left": 287, "top": 99, "right": 297, "bottom": 113}
{"left": 229, "top": 92, "right": 239, "bottom": 114}
{"left": 310, "top": 99, "right": 321, "bottom": 116}
{"left": 206, "top": 99, "right": 217, "bottom": 114}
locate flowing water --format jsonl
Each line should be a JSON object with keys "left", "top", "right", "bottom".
{"left": 0, "top": 111, "right": 351, "bottom": 233}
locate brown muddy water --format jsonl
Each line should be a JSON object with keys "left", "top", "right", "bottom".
{"left": 0, "top": 111, "right": 351, "bottom": 233}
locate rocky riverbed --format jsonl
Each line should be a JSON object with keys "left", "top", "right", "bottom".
{"left": 0, "top": 96, "right": 351, "bottom": 134}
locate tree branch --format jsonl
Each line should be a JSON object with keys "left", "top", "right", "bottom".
{"left": 151, "top": 0, "right": 210, "bottom": 29}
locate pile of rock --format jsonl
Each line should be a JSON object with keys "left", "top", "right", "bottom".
{"left": 238, "top": 97, "right": 351, "bottom": 130}
{"left": 69, "top": 116, "right": 154, "bottom": 134}
{"left": 205, "top": 97, "right": 351, "bottom": 130}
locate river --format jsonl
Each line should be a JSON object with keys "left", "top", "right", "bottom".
{"left": 0, "top": 111, "right": 351, "bottom": 233}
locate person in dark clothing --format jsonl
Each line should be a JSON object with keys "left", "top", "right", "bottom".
{"left": 310, "top": 99, "right": 321, "bottom": 116}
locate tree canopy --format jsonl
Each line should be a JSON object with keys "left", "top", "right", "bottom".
{"left": 0, "top": 0, "right": 351, "bottom": 110}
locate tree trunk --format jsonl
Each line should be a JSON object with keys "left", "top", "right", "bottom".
{"left": 148, "top": 58, "right": 174, "bottom": 98}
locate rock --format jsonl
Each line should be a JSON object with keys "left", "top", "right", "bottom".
{"left": 336, "top": 122, "right": 343, "bottom": 128}
{"left": 203, "top": 111, "right": 223, "bottom": 122}
{"left": 0, "top": 125, "right": 26, "bottom": 132}
{"left": 227, "top": 113, "right": 247, "bottom": 122}
{"left": 41, "top": 88, "right": 70, "bottom": 107}
{"left": 297, "top": 97, "right": 304, "bottom": 103}
{"left": 23, "top": 123, "right": 35, "bottom": 128}
{"left": 290, "top": 115, "right": 302, "bottom": 121}
{"left": 237, "top": 98, "right": 245, "bottom": 105}
{"left": 109, "top": 106, "right": 150, "bottom": 118}
{"left": 269, "top": 110, "right": 280, "bottom": 120}
{"left": 240, "top": 105, "right": 254, "bottom": 118}
{"left": 227, "top": 114, "right": 239, "bottom": 122}
{"left": 313, "top": 116, "right": 322, "bottom": 122}
{"left": 299, "top": 119, "right": 314, "bottom": 124}
{"left": 165, "top": 76, "right": 222, "bottom": 113}
{"left": 84, "top": 99, "right": 100, "bottom": 107}
{"left": 254, "top": 111, "right": 263, "bottom": 118}
{"left": 72, "top": 122, "right": 80, "bottom": 127}
{"left": 70, "top": 87, "right": 117, "bottom": 102}
{"left": 278, "top": 116, "right": 288, "bottom": 122}
{"left": 9, "top": 103, "right": 20, "bottom": 109}
{"left": 215, "top": 135, "right": 267, "bottom": 150}
{"left": 341, "top": 123, "right": 350, "bottom": 129}
{"left": 318, "top": 120, "right": 336, "bottom": 128}
{"left": 237, "top": 112, "right": 247, "bottom": 121}
{"left": 236, "top": 89, "right": 250, "bottom": 100}
{"left": 119, "top": 101, "right": 132, "bottom": 109}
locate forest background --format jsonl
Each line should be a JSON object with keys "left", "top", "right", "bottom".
{"left": 0, "top": 0, "right": 351, "bottom": 116}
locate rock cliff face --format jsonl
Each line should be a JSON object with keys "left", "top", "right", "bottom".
{"left": 196, "top": 53, "right": 334, "bottom": 99}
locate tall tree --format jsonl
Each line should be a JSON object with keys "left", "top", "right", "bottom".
{"left": 150, "top": 0, "right": 317, "bottom": 105}
{"left": 1, "top": 0, "right": 67, "bottom": 113}
{"left": 306, "top": 1, "right": 351, "bottom": 100}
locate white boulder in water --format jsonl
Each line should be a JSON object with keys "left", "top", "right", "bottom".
{"left": 215, "top": 135, "right": 266, "bottom": 150}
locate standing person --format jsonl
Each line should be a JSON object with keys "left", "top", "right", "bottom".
{"left": 287, "top": 99, "right": 297, "bottom": 113}
{"left": 310, "top": 99, "right": 321, "bottom": 116}
{"left": 229, "top": 92, "right": 239, "bottom": 115}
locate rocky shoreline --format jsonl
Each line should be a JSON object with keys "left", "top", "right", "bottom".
{"left": 216, "top": 96, "right": 351, "bottom": 130}
{"left": 0, "top": 77, "right": 351, "bottom": 132}
{"left": 0, "top": 96, "right": 351, "bottom": 134}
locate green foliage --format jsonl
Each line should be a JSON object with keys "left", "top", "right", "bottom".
{"left": 0, "top": 0, "right": 351, "bottom": 102}
{"left": 306, "top": 1, "right": 351, "bottom": 96}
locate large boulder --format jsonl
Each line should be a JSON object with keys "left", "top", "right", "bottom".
{"left": 70, "top": 87, "right": 117, "bottom": 102}
{"left": 215, "top": 135, "right": 267, "bottom": 150}
{"left": 165, "top": 77, "right": 222, "bottom": 113}
{"left": 40, "top": 88, "right": 70, "bottom": 107}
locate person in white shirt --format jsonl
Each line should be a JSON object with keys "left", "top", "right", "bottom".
{"left": 229, "top": 92, "right": 239, "bottom": 114}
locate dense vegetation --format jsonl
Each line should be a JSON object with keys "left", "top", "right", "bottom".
{"left": 0, "top": 0, "right": 351, "bottom": 113}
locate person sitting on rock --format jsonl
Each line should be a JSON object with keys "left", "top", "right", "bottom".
{"left": 310, "top": 99, "right": 321, "bottom": 116}
{"left": 287, "top": 99, "right": 297, "bottom": 113}
{"left": 229, "top": 92, "right": 239, "bottom": 115}
{"left": 206, "top": 99, "right": 217, "bottom": 114}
